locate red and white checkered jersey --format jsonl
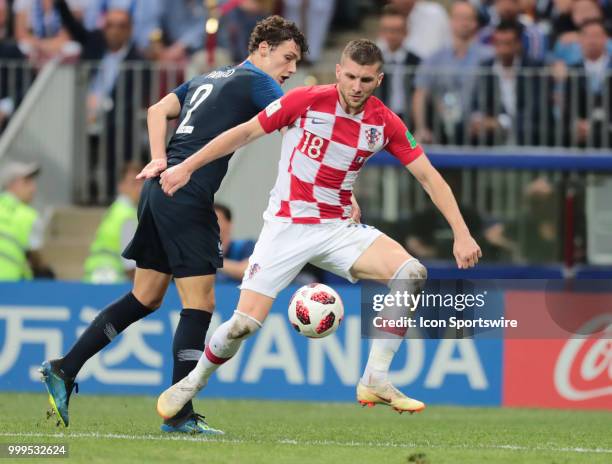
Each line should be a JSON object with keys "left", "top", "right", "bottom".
{"left": 257, "top": 84, "right": 423, "bottom": 224}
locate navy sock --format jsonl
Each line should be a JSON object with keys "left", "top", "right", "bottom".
{"left": 168, "top": 308, "right": 213, "bottom": 423}
{"left": 60, "top": 292, "right": 154, "bottom": 378}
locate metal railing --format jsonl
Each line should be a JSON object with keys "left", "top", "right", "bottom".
{"left": 73, "top": 62, "right": 188, "bottom": 204}
{"left": 354, "top": 152, "right": 612, "bottom": 265}
{"left": 313, "top": 65, "right": 612, "bottom": 150}
{"left": 0, "top": 60, "right": 38, "bottom": 139}
{"left": 67, "top": 62, "right": 612, "bottom": 204}
{"left": 2, "top": 58, "right": 612, "bottom": 266}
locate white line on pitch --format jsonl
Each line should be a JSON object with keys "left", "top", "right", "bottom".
{"left": 0, "top": 432, "right": 611, "bottom": 455}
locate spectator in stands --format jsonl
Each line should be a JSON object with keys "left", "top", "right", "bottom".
{"left": 213, "top": 203, "right": 256, "bottom": 284}
{"left": 83, "top": 0, "right": 163, "bottom": 55}
{"left": 491, "top": 177, "right": 561, "bottom": 263}
{"left": 13, "top": 0, "right": 83, "bottom": 63}
{"left": 283, "top": 0, "right": 335, "bottom": 64}
{"left": 0, "top": 0, "right": 8, "bottom": 39}
{"left": 0, "top": 0, "right": 35, "bottom": 132}
{"left": 0, "top": 161, "right": 54, "bottom": 280}
{"left": 223, "top": 0, "right": 274, "bottom": 64}
{"left": 470, "top": 20, "right": 548, "bottom": 146}
{"left": 550, "top": 0, "right": 612, "bottom": 66}
{"left": 412, "top": 0, "right": 491, "bottom": 145}
{"left": 55, "top": 0, "right": 147, "bottom": 197}
{"left": 388, "top": 0, "right": 451, "bottom": 59}
{"left": 563, "top": 19, "right": 612, "bottom": 148}
{"left": 0, "top": 0, "right": 27, "bottom": 58}
{"left": 479, "top": 0, "right": 548, "bottom": 62}
{"left": 375, "top": 4, "right": 420, "bottom": 121}
{"left": 83, "top": 162, "right": 143, "bottom": 283}
{"left": 156, "top": 0, "right": 207, "bottom": 64}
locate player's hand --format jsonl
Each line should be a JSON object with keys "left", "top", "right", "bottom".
{"left": 350, "top": 195, "right": 362, "bottom": 223}
{"left": 136, "top": 158, "right": 167, "bottom": 180}
{"left": 160, "top": 164, "right": 191, "bottom": 196}
{"left": 453, "top": 233, "right": 482, "bottom": 269}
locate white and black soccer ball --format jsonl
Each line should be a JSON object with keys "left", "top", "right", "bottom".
{"left": 288, "top": 283, "right": 344, "bottom": 338}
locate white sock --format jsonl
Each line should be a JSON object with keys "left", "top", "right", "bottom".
{"left": 361, "top": 259, "right": 426, "bottom": 386}
{"left": 361, "top": 337, "right": 403, "bottom": 386}
{"left": 188, "top": 311, "right": 260, "bottom": 387}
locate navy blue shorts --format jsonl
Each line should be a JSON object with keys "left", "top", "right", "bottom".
{"left": 122, "top": 178, "right": 221, "bottom": 278}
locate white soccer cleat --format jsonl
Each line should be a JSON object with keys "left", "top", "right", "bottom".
{"left": 356, "top": 381, "right": 425, "bottom": 414}
{"left": 157, "top": 376, "right": 205, "bottom": 420}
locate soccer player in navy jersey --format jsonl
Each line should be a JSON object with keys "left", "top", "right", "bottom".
{"left": 40, "top": 16, "right": 307, "bottom": 434}
{"left": 157, "top": 39, "right": 482, "bottom": 419}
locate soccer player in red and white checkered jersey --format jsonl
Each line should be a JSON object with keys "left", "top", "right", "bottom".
{"left": 157, "top": 39, "right": 482, "bottom": 417}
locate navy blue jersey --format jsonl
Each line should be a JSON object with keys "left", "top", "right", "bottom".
{"left": 166, "top": 61, "right": 283, "bottom": 199}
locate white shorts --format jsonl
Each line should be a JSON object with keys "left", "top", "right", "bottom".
{"left": 240, "top": 220, "right": 383, "bottom": 298}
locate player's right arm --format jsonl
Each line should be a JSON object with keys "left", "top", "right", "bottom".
{"left": 160, "top": 116, "right": 267, "bottom": 195}
{"left": 137, "top": 89, "right": 184, "bottom": 180}
{"left": 160, "top": 86, "right": 312, "bottom": 196}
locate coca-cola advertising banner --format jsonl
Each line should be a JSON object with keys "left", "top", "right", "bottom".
{"left": 503, "top": 290, "right": 612, "bottom": 410}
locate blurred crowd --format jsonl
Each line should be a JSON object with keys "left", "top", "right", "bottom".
{"left": 0, "top": 0, "right": 342, "bottom": 134}
{"left": 0, "top": 0, "right": 343, "bottom": 66}
{"left": 376, "top": 0, "right": 612, "bottom": 147}
{"left": 1, "top": 0, "right": 611, "bottom": 148}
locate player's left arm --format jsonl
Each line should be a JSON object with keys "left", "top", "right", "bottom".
{"left": 406, "top": 156, "right": 481, "bottom": 269}
{"left": 385, "top": 113, "right": 481, "bottom": 269}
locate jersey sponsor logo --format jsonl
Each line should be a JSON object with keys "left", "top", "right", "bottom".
{"left": 406, "top": 130, "right": 418, "bottom": 149}
{"left": 206, "top": 69, "right": 236, "bottom": 79}
{"left": 265, "top": 99, "right": 282, "bottom": 117}
{"left": 365, "top": 127, "right": 382, "bottom": 151}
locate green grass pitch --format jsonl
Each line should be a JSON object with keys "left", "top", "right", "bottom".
{"left": 1, "top": 393, "right": 611, "bottom": 463}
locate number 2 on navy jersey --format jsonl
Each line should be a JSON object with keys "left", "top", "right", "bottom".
{"left": 176, "top": 84, "right": 214, "bottom": 135}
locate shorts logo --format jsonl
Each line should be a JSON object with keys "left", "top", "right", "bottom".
{"left": 218, "top": 241, "right": 223, "bottom": 258}
{"left": 246, "top": 263, "right": 261, "bottom": 280}
{"left": 365, "top": 127, "right": 382, "bottom": 151}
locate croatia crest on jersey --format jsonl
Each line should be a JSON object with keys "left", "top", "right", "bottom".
{"left": 359, "top": 125, "right": 384, "bottom": 152}
{"left": 366, "top": 127, "right": 381, "bottom": 150}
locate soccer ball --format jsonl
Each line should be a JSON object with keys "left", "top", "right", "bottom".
{"left": 288, "top": 283, "right": 344, "bottom": 338}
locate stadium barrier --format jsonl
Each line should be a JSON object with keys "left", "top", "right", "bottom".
{"left": 1, "top": 280, "right": 610, "bottom": 410}
{"left": 0, "top": 61, "right": 604, "bottom": 206}
{"left": 0, "top": 59, "right": 37, "bottom": 139}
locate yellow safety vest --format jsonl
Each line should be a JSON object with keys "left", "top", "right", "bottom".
{"left": 0, "top": 192, "right": 37, "bottom": 281}
{"left": 83, "top": 197, "right": 136, "bottom": 283}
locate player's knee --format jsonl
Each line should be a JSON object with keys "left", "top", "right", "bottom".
{"left": 227, "top": 311, "right": 262, "bottom": 340}
{"left": 389, "top": 258, "right": 428, "bottom": 292}
{"left": 132, "top": 292, "right": 163, "bottom": 311}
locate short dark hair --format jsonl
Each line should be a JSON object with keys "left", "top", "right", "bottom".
{"left": 342, "top": 39, "right": 384, "bottom": 68}
{"left": 214, "top": 203, "right": 232, "bottom": 222}
{"left": 248, "top": 15, "right": 308, "bottom": 56}
{"left": 494, "top": 19, "right": 523, "bottom": 39}
{"left": 580, "top": 18, "right": 608, "bottom": 34}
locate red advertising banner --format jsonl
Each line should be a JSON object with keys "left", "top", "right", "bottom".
{"left": 503, "top": 291, "right": 612, "bottom": 410}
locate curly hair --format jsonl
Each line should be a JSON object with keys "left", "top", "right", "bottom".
{"left": 248, "top": 15, "right": 309, "bottom": 56}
